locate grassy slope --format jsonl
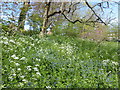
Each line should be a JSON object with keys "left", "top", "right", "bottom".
{"left": 2, "top": 34, "right": 118, "bottom": 88}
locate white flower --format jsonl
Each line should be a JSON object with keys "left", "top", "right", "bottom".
{"left": 22, "top": 79, "right": 27, "bottom": 82}
{"left": 36, "top": 72, "right": 41, "bottom": 76}
{"left": 15, "top": 63, "right": 20, "bottom": 66}
{"left": 3, "top": 37, "right": 8, "bottom": 40}
{"left": 17, "top": 68, "right": 21, "bottom": 71}
{"left": 102, "top": 59, "right": 110, "bottom": 65}
{"left": 23, "top": 50, "right": 25, "bottom": 53}
{"left": 13, "top": 73, "right": 16, "bottom": 76}
{"left": 31, "top": 44, "right": 34, "bottom": 46}
{"left": 33, "top": 67, "right": 39, "bottom": 71}
{"left": 102, "top": 59, "right": 110, "bottom": 63}
{"left": 35, "top": 64, "right": 39, "bottom": 66}
{"left": 27, "top": 66, "right": 32, "bottom": 68}
{"left": 20, "top": 75, "right": 25, "bottom": 78}
{"left": 11, "top": 54, "right": 16, "bottom": 58}
{"left": 4, "top": 41, "right": 8, "bottom": 45}
{"left": 20, "top": 57, "right": 26, "bottom": 60}
{"left": 16, "top": 42, "right": 21, "bottom": 46}
{"left": 26, "top": 66, "right": 32, "bottom": 71}
{"left": 9, "top": 40, "right": 15, "bottom": 43}
{"left": 14, "top": 57, "right": 19, "bottom": 59}
{"left": 111, "top": 61, "right": 119, "bottom": 66}
{"left": 46, "top": 86, "right": 51, "bottom": 88}
{"left": 28, "top": 68, "right": 31, "bottom": 71}
{"left": 107, "top": 71, "right": 111, "bottom": 74}
{"left": 11, "top": 54, "right": 19, "bottom": 59}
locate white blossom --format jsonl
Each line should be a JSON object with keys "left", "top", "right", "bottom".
{"left": 31, "top": 44, "right": 34, "bottom": 46}
{"left": 3, "top": 37, "right": 8, "bottom": 40}
{"left": 4, "top": 41, "right": 8, "bottom": 45}
{"left": 20, "top": 75, "right": 25, "bottom": 78}
{"left": 36, "top": 72, "right": 41, "bottom": 76}
{"left": 15, "top": 63, "right": 20, "bottom": 66}
{"left": 35, "top": 64, "right": 39, "bottom": 66}
{"left": 46, "top": 86, "right": 51, "bottom": 88}
{"left": 33, "top": 67, "right": 39, "bottom": 71}
{"left": 26, "top": 66, "right": 32, "bottom": 71}
{"left": 22, "top": 79, "right": 27, "bottom": 82}
{"left": 20, "top": 57, "right": 26, "bottom": 60}
{"left": 11, "top": 54, "right": 16, "bottom": 58}
{"left": 17, "top": 68, "right": 21, "bottom": 71}
{"left": 102, "top": 59, "right": 110, "bottom": 65}
{"left": 9, "top": 40, "right": 15, "bottom": 43}
{"left": 13, "top": 73, "right": 16, "bottom": 76}
{"left": 111, "top": 61, "right": 119, "bottom": 66}
{"left": 14, "top": 57, "right": 19, "bottom": 59}
{"left": 11, "top": 54, "right": 19, "bottom": 59}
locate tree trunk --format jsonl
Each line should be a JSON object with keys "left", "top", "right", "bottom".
{"left": 18, "top": 2, "right": 30, "bottom": 31}
{"left": 39, "top": 2, "right": 51, "bottom": 36}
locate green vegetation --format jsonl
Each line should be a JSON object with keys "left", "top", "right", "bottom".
{"left": 1, "top": 33, "right": 118, "bottom": 88}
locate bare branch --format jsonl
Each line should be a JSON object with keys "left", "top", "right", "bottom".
{"left": 62, "top": 12, "right": 83, "bottom": 24}
{"left": 48, "top": 11, "right": 61, "bottom": 18}
{"left": 85, "top": 0, "right": 107, "bottom": 25}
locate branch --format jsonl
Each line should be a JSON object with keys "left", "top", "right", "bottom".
{"left": 62, "top": 12, "right": 83, "bottom": 24}
{"left": 48, "top": 2, "right": 80, "bottom": 18}
{"left": 48, "top": 11, "right": 61, "bottom": 18}
{"left": 85, "top": 0, "right": 107, "bottom": 25}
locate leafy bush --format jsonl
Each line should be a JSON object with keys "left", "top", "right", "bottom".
{"left": 1, "top": 33, "right": 119, "bottom": 88}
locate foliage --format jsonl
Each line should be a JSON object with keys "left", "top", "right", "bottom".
{"left": 1, "top": 33, "right": 119, "bottom": 88}
{"left": 53, "top": 22, "right": 83, "bottom": 37}
{"left": 21, "top": 30, "right": 40, "bottom": 36}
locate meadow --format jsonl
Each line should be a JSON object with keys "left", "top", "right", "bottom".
{"left": 1, "top": 33, "right": 119, "bottom": 88}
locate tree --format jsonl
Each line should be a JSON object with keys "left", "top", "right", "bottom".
{"left": 18, "top": 1, "right": 30, "bottom": 31}
{"left": 37, "top": 0, "right": 115, "bottom": 36}
{"left": 1, "top": 2, "right": 21, "bottom": 33}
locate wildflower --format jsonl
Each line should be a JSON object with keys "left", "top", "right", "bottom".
{"left": 20, "top": 57, "right": 26, "bottom": 60}
{"left": 11, "top": 54, "right": 16, "bottom": 58}
{"left": 4, "top": 42, "right": 8, "bottom": 45}
{"left": 102, "top": 59, "right": 110, "bottom": 65}
{"left": 17, "top": 68, "right": 21, "bottom": 71}
{"left": 36, "top": 72, "right": 41, "bottom": 76}
{"left": 102, "top": 59, "right": 109, "bottom": 62}
{"left": 35, "top": 64, "right": 39, "bottom": 67}
{"left": 111, "top": 61, "right": 119, "bottom": 66}
{"left": 20, "top": 75, "right": 25, "bottom": 78}
{"left": 31, "top": 44, "right": 34, "bottom": 46}
{"left": 11, "top": 54, "right": 19, "bottom": 59}
{"left": 22, "top": 79, "right": 27, "bottom": 82}
{"left": 9, "top": 40, "right": 15, "bottom": 43}
{"left": 14, "top": 57, "right": 19, "bottom": 59}
{"left": 26, "top": 66, "right": 32, "bottom": 71}
{"left": 3, "top": 37, "right": 8, "bottom": 40}
{"left": 27, "top": 66, "right": 32, "bottom": 68}
{"left": 46, "top": 86, "right": 51, "bottom": 88}
{"left": 15, "top": 63, "right": 20, "bottom": 66}
{"left": 13, "top": 73, "right": 16, "bottom": 76}
{"left": 33, "top": 67, "right": 39, "bottom": 71}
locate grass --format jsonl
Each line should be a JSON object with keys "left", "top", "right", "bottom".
{"left": 1, "top": 33, "right": 119, "bottom": 88}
